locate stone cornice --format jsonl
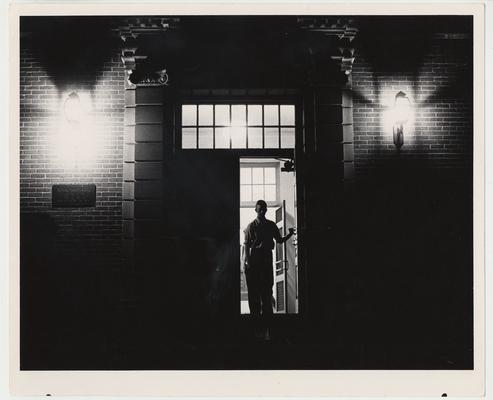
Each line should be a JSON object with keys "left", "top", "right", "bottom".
{"left": 117, "top": 16, "right": 358, "bottom": 86}
{"left": 117, "top": 17, "right": 179, "bottom": 87}
{"left": 298, "top": 17, "right": 358, "bottom": 76}
{"left": 297, "top": 17, "right": 358, "bottom": 41}
{"left": 117, "top": 17, "right": 180, "bottom": 41}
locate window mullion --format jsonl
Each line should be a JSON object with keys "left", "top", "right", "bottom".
{"left": 196, "top": 106, "right": 199, "bottom": 149}
{"left": 246, "top": 105, "right": 249, "bottom": 149}
{"left": 212, "top": 104, "right": 215, "bottom": 149}
{"left": 278, "top": 105, "right": 281, "bottom": 149}
{"left": 249, "top": 167, "right": 253, "bottom": 201}
{"left": 262, "top": 105, "right": 265, "bottom": 149}
{"left": 263, "top": 167, "right": 266, "bottom": 201}
{"left": 229, "top": 105, "right": 232, "bottom": 149}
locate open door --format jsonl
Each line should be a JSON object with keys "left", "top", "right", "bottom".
{"left": 278, "top": 162, "right": 299, "bottom": 314}
{"left": 274, "top": 200, "right": 288, "bottom": 313}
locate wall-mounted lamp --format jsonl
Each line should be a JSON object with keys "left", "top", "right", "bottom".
{"left": 392, "top": 91, "right": 411, "bottom": 149}
{"left": 55, "top": 91, "right": 99, "bottom": 168}
{"left": 64, "top": 91, "right": 82, "bottom": 124}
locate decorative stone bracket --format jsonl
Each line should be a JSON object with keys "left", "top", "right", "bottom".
{"left": 117, "top": 17, "right": 180, "bottom": 87}
{"left": 298, "top": 17, "right": 358, "bottom": 76}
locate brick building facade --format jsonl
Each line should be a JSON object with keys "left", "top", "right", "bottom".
{"left": 19, "top": 15, "right": 474, "bottom": 370}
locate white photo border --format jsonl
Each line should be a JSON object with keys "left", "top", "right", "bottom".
{"left": 8, "top": 2, "right": 485, "bottom": 397}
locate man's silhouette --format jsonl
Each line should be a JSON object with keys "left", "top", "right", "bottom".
{"left": 243, "top": 199, "right": 295, "bottom": 340}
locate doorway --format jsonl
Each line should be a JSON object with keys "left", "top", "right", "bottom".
{"left": 239, "top": 157, "right": 298, "bottom": 315}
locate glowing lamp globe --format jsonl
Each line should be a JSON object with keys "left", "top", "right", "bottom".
{"left": 64, "top": 92, "right": 82, "bottom": 124}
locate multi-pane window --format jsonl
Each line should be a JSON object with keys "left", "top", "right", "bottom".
{"left": 181, "top": 104, "right": 295, "bottom": 149}
{"left": 240, "top": 166, "right": 277, "bottom": 203}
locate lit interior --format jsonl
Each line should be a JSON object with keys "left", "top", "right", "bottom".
{"left": 239, "top": 158, "right": 298, "bottom": 315}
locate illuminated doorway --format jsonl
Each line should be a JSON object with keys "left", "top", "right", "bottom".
{"left": 239, "top": 158, "right": 298, "bottom": 314}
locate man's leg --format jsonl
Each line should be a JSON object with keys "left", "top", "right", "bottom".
{"left": 245, "top": 267, "right": 262, "bottom": 332}
{"left": 260, "top": 272, "right": 274, "bottom": 317}
{"left": 260, "top": 259, "right": 274, "bottom": 338}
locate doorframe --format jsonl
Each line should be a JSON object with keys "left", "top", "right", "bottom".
{"left": 168, "top": 92, "right": 307, "bottom": 318}
{"left": 238, "top": 157, "right": 298, "bottom": 315}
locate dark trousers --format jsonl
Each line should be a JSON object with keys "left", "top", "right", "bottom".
{"left": 245, "top": 250, "right": 274, "bottom": 327}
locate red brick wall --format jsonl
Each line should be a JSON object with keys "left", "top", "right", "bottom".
{"left": 352, "top": 35, "right": 473, "bottom": 179}
{"left": 20, "top": 45, "right": 125, "bottom": 270}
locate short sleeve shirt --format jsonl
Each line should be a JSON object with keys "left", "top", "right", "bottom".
{"left": 244, "top": 218, "right": 280, "bottom": 252}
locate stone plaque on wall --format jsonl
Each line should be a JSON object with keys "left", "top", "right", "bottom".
{"left": 52, "top": 184, "right": 96, "bottom": 208}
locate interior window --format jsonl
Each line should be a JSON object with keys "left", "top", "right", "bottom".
{"left": 240, "top": 166, "right": 277, "bottom": 203}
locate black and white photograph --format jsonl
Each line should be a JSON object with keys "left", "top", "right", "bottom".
{"left": 8, "top": 2, "right": 486, "bottom": 397}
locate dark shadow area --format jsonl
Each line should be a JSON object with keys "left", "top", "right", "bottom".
{"left": 20, "top": 213, "right": 118, "bottom": 369}
{"left": 354, "top": 16, "right": 472, "bottom": 74}
{"left": 21, "top": 17, "right": 120, "bottom": 91}
{"left": 343, "top": 164, "right": 473, "bottom": 369}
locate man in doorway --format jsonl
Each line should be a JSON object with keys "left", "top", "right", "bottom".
{"left": 243, "top": 199, "right": 295, "bottom": 341}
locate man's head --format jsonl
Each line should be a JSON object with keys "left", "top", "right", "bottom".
{"left": 255, "top": 200, "right": 267, "bottom": 219}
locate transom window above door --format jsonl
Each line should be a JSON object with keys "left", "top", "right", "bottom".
{"left": 181, "top": 104, "right": 295, "bottom": 149}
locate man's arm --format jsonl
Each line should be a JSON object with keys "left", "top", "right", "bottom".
{"left": 273, "top": 224, "right": 296, "bottom": 244}
{"left": 243, "top": 243, "right": 251, "bottom": 265}
{"left": 243, "top": 226, "right": 252, "bottom": 266}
